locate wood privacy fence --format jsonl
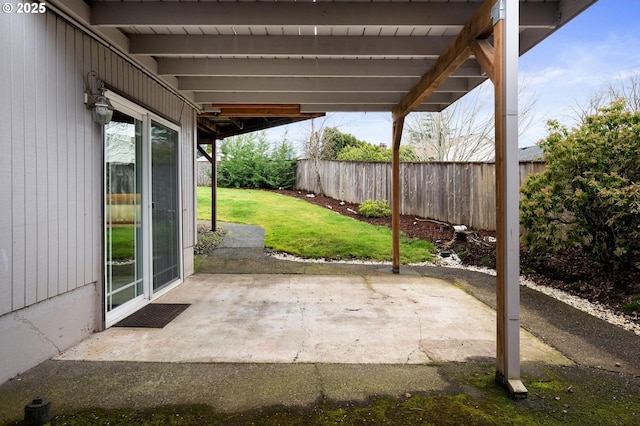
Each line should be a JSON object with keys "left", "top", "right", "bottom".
{"left": 295, "top": 159, "right": 546, "bottom": 231}
{"left": 197, "top": 159, "right": 213, "bottom": 186}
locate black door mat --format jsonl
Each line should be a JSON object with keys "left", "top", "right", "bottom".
{"left": 113, "top": 303, "right": 190, "bottom": 328}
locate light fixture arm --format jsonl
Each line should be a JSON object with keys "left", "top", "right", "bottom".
{"left": 84, "top": 71, "right": 114, "bottom": 125}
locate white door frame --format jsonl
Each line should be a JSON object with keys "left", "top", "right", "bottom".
{"left": 104, "top": 92, "right": 183, "bottom": 327}
{"left": 149, "top": 115, "right": 184, "bottom": 301}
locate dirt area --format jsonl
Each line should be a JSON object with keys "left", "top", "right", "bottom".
{"left": 273, "top": 189, "right": 640, "bottom": 328}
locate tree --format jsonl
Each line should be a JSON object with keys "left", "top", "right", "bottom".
{"left": 520, "top": 100, "right": 640, "bottom": 271}
{"left": 304, "top": 125, "right": 367, "bottom": 160}
{"left": 302, "top": 116, "right": 335, "bottom": 195}
{"left": 264, "top": 138, "right": 298, "bottom": 189}
{"left": 217, "top": 131, "right": 298, "bottom": 189}
{"left": 404, "top": 80, "right": 536, "bottom": 161}
{"left": 302, "top": 118, "right": 369, "bottom": 194}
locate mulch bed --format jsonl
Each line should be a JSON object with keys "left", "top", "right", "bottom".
{"left": 272, "top": 188, "right": 640, "bottom": 327}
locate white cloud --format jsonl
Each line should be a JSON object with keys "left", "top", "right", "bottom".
{"left": 517, "top": 27, "right": 640, "bottom": 144}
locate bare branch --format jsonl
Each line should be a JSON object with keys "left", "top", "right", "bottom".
{"left": 403, "top": 79, "right": 536, "bottom": 161}
{"left": 568, "top": 72, "right": 640, "bottom": 123}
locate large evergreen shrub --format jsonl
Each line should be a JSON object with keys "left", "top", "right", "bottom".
{"left": 520, "top": 100, "right": 640, "bottom": 271}
{"left": 216, "top": 133, "right": 297, "bottom": 189}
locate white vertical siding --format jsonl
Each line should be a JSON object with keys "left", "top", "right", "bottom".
{"left": 23, "top": 14, "right": 39, "bottom": 307}
{"left": 45, "top": 13, "right": 60, "bottom": 300}
{"left": 0, "top": 8, "right": 197, "bottom": 317}
{"left": 10, "top": 9, "right": 26, "bottom": 310}
{"left": 181, "top": 109, "right": 197, "bottom": 252}
{"left": 1, "top": 9, "right": 13, "bottom": 315}
{"left": 56, "top": 18, "right": 69, "bottom": 296}
{"left": 35, "top": 11, "right": 50, "bottom": 303}
{"left": 0, "top": 10, "right": 98, "bottom": 315}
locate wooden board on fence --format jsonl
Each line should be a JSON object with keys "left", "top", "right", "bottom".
{"left": 295, "top": 160, "right": 545, "bottom": 231}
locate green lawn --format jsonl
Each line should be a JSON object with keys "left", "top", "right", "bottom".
{"left": 107, "top": 226, "right": 137, "bottom": 260}
{"left": 197, "top": 187, "right": 434, "bottom": 264}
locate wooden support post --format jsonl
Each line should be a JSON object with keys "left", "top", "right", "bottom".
{"left": 391, "top": 116, "right": 405, "bottom": 274}
{"left": 212, "top": 139, "right": 217, "bottom": 231}
{"left": 493, "top": 0, "right": 527, "bottom": 397}
{"left": 197, "top": 143, "right": 217, "bottom": 231}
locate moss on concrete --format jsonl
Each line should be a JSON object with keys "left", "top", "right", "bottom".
{"left": 3, "top": 363, "right": 639, "bottom": 426}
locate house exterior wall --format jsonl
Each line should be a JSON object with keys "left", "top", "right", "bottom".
{"left": 0, "top": 7, "right": 197, "bottom": 384}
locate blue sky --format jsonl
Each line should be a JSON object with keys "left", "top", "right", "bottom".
{"left": 265, "top": 0, "right": 640, "bottom": 148}
{"left": 519, "top": 0, "right": 640, "bottom": 144}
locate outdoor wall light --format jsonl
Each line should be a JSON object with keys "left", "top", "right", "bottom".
{"left": 84, "top": 71, "right": 114, "bottom": 125}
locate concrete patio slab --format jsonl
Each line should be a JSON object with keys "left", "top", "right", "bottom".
{"left": 56, "top": 273, "right": 570, "bottom": 366}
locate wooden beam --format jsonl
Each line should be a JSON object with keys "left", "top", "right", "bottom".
{"left": 392, "top": 0, "right": 497, "bottom": 120}
{"left": 197, "top": 144, "right": 214, "bottom": 164}
{"left": 91, "top": 1, "right": 558, "bottom": 28}
{"left": 197, "top": 120, "right": 218, "bottom": 136}
{"left": 200, "top": 104, "right": 313, "bottom": 117}
{"left": 391, "top": 116, "right": 405, "bottom": 274}
{"left": 130, "top": 35, "right": 455, "bottom": 58}
{"left": 471, "top": 39, "right": 495, "bottom": 83}
{"left": 92, "top": 2, "right": 477, "bottom": 27}
{"left": 186, "top": 76, "right": 417, "bottom": 94}
{"left": 158, "top": 58, "right": 483, "bottom": 78}
{"left": 189, "top": 77, "right": 486, "bottom": 98}
{"left": 193, "top": 92, "right": 456, "bottom": 106}
{"left": 299, "top": 104, "right": 451, "bottom": 113}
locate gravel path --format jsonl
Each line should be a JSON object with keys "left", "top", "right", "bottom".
{"left": 437, "top": 252, "right": 640, "bottom": 336}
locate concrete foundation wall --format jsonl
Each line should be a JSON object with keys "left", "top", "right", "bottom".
{"left": 0, "top": 284, "right": 97, "bottom": 384}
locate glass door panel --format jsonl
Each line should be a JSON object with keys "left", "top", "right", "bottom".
{"left": 151, "top": 121, "right": 180, "bottom": 291}
{"left": 105, "top": 112, "right": 143, "bottom": 311}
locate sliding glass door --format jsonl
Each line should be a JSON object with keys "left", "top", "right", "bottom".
{"left": 104, "top": 94, "right": 182, "bottom": 326}
{"left": 151, "top": 121, "right": 180, "bottom": 291}
{"left": 105, "top": 111, "right": 144, "bottom": 313}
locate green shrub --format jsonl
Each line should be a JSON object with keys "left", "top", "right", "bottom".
{"left": 337, "top": 144, "right": 420, "bottom": 162}
{"left": 358, "top": 199, "right": 392, "bottom": 218}
{"left": 623, "top": 295, "right": 640, "bottom": 315}
{"left": 337, "top": 144, "right": 387, "bottom": 161}
{"left": 520, "top": 100, "right": 640, "bottom": 271}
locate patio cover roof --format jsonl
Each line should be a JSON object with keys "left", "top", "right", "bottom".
{"left": 50, "top": 0, "right": 598, "bottom": 395}
{"left": 52, "top": 0, "right": 596, "bottom": 137}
